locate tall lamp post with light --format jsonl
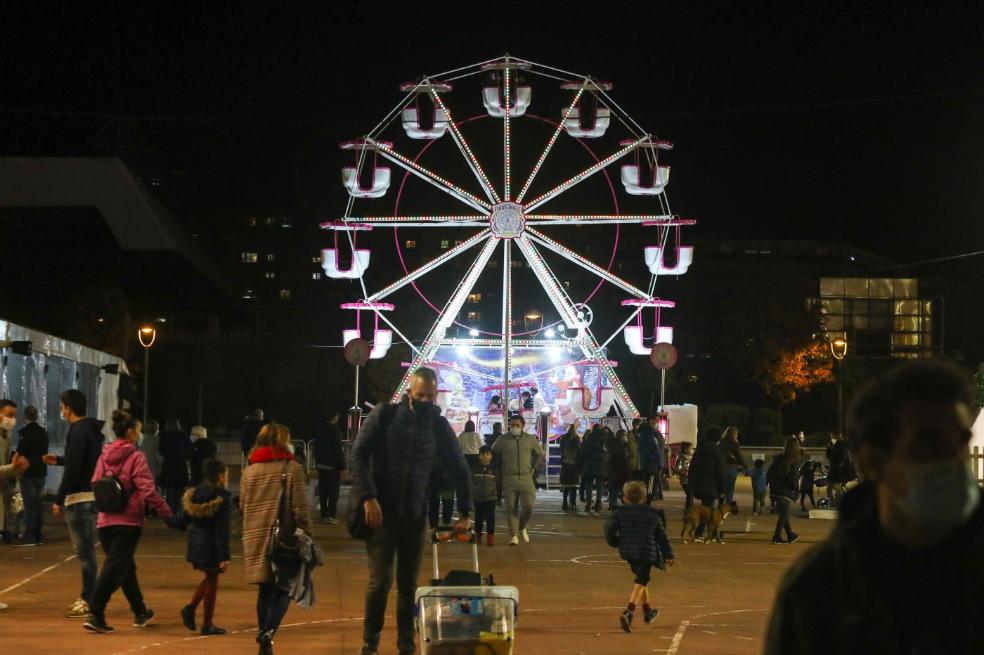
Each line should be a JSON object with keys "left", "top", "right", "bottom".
{"left": 138, "top": 326, "right": 157, "bottom": 424}
{"left": 830, "top": 336, "right": 848, "bottom": 435}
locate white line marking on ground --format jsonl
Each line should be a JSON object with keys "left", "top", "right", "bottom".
{"left": 666, "top": 619, "right": 689, "bottom": 655}
{"left": 0, "top": 555, "right": 75, "bottom": 596}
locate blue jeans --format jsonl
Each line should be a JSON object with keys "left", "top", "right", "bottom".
{"left": 21, "top": 477, "right": 45, "bottom": 544}
{"left": 64, "top": 501, "right": 98, "bottom": 604}
{"left": 725, "top": 467, "right": 740, "bottom": 504}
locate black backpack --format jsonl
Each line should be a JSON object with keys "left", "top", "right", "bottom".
{"left": 93, "top": 450, "right": 138, "bottom": 513}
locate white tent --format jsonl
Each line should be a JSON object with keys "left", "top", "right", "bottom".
{"left": 663, "top": 403, "right": 699, "bottom": 445}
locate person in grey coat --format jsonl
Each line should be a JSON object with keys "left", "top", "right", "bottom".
{"left": 492, "top": 414, "right": 544, "bottom": 546}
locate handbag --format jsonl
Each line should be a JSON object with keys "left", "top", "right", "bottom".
{"left": 268, "top": 462, "right": 303, "bottom": 581}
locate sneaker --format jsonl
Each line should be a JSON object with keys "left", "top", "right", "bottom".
{"left": 201, "top": 624, "right": 227, "bottom": 636}
{"left": 325, "top": 516, "right": 337, "bottom": 525}
{"left": 84, "top": 613, "right": 115, "bottom": 633}
{"left": 0, "top": 602, "right": 8, "bottom": 610}
{"left": 509, "top": 536, "right": 519, "bottom": 546}
{"left": 180, "top": 604, "right": 196, "bottom": 631}
{"left": 132, "top": 608, "right": 155, "bottom": 627}
{"left": 521, "top": 528, "right": 530, "bottom": 543}
{"left": 787, "top": 532, "right": 800, "bottom": 544}
{"left": 644, "top": 607, "right": 660, "bottom": 624}
{"left": 771, "top": 537, "right": 787, "bottom": 545}
{"left": 15, "top": 540, "right": 42, "bottom": 547}
{"left": 619, "top": 610, "right": 633, "bottom": 633}
{"left": 693, "top": 536, "right": 705, "bottom": 544}
{"left": 66, "top": 599, "right": 90, "bottom": 618}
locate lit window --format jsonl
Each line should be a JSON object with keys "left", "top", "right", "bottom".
{"left": 312, "top": 272, "right": 322, "bottom": 280}
{"left": 405, "top": 240, "right": 417, "bottom": 249}
{"left": 311, "top": 256, "right": 321, "bottom": 263}
{"left": 467, "top": 293, "right": 482, "bottom": 304}
{"left": 241, "top": 252, "right": 258, "bottom": 263}
{"left": 563, "top": 280, "right": 571, "bottom": 289}
{"left": 280, "top": 217, "right": 291, "bottom": 229}
{"left": 488, "top": 259, "right": 498, "bottom": 268}
{"left": 279, "top": 289, "right": 291, "bottom": 300}
{"left": 466, "top": 311, "right": 481, "bottom": 322}
{"left": 265, "top": 217, "right": 276, "bottom": 225}
{"left": 267, "top": 254, "right": 276, "bottom": 262}
{"left": 248, "top": 217, "right": 257, "bottom": 227}
{"left": 687, "top": 375, "right": 699, "bottom": 383}
{"left": 265, "top": 272, "right": 276, "bottom": 279}
{"left": 440, "top": 240, "right": 450, "bottom": 249}
{"left": 242, "top": 289, "right": 256, "bottom": 300}
{"left": 454, "top": 240, "right": 463, "bottom": 247}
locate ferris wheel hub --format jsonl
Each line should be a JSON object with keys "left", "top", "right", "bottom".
{"left": 489, "top": 202, "right": 526, "bottom": 238}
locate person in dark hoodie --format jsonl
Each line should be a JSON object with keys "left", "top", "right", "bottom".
{"left": 687, "top": 426, "right": 728, "bottom": 541}
{"left": 766, "top": 360, "right": 984, "bottom": 655}
{"left": 43, "top": 389, "right": 105, "bottom": 619}
{"left": 240, "top": 406, "right": 265, "bottom": 461}
{"left": 313, "top": 408, "right": 346, "bottom": 524}
{"left": 605, "top": 429, "right": 631, "bottom": 511}
{"left": 83, "top": 410, "right": 173, "bottom": 633}
{"left": 767, "top": 437, "right": 802, "bottom": 545}
{"left": 159, "top": 418, "right": 190, "bottom": 514}
{"left": 579, "top": 424, "right": 607, "bottom": 514}
{"left": 350, "top": 367, "right": 473, "bottom": 655}
{"left": 171, "top": 458, "right": 231, "bottom": 637}
{"left": 188, "top": 425, "right": 217, "bottom": 487}
{"left": 15, "top": 405, "right": 48, "bottom": 545}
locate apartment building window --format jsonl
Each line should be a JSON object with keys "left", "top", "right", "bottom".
{"left": 267, "top": 253, "right": 276, "bottom": 263}
{"left": 467, "top": 293, "right": 482, "bottom": 303}
{"left": 279, "top": 289, "right": 291, "bottom": 300}
{"left": 241, "top": 252, "right": 258, "bottom": 263}
{"left": 265, "top": 272, "right": 276, "bottom": 279}
{"left": 248, "top": 217, "right": 257, "bottom": 227}
{"left": 440, "top": 240, "right": 450, "bottom": 249}
{"left": 466, "top": 311, "right": 481, "bottom": 322}
{"left": 405, "top": 240, "right": 417, "bottom": 249}
{"left": 312, "top": 272, "right": 322, "bottom": 280}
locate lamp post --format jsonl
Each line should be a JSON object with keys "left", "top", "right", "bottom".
{"left": 830, "top": 336, "right": 848, "bottom": 436}
{"left": 138, "top": 326, "right": 157, "bottom": 424}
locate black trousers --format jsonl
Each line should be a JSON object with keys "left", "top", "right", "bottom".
{"left": 474, "top": 500, "right": 496, "bottom": 535}
{"left": 164, "top": 485, "right": 185, "bottom": 514}
{"left": 91, "top": 525, "right": 146, "bottom": 616}
{"left": 364, "top": 516, "right": 427, "bottom": 653}
{"left": 428, "top": 491, "right": 454, "bottom": 530}
{"left": 256, "top": 582, "right": 291, "bottom": 633}
{"left": 318, "top": 468, "right": 341, "bottom": 518}
{"left": 799, "top": 490, "right": 815, "bottom": 508}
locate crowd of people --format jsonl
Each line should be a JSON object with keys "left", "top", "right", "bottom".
{"left": 1, "top": 359, "right": 982, "bottom": 653}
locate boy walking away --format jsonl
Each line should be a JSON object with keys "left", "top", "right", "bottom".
{"left": 170, "top": 459, "right": 232, "bottom": 636}
{"left": 472, "top": 446, "right": 497, "bottom": 545}
{"left": 750, "top": 459, "right": 768, "bottom": 515}
{"left": 604, "top": 481, "right": 676, "bottom": 633}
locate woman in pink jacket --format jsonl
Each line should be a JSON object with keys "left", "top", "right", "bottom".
{"left": 83, "top": 410, "right": 173, "bottom": 634}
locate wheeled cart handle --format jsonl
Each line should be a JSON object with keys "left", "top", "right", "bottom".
{"left": 431, "top": 526, "right": 479, "bottom": 582}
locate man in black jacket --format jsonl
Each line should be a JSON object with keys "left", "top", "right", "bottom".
{"left": 314, "top": 408, "right": 345, "bottom": 524}
{"left": 240, "top": 406, "right": 265, "bottom": 461}
{"left": 15, "top": 405, "right": 48, "bottom": 545}
{"left": 350, "top": 368, "right": 473, "bottom": 655}
{"left": 687, "top": 426, "right": 728, "bottom": 541}
{"left": 766, "top": 360, "right": 984, "bottom": 654}
{"left": 42, "top": 389, "right": 104, "bottom": 618}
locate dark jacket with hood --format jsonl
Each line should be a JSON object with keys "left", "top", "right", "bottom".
{"left": 767, "top": 454, "right": 800, "bottom": 500}
{"left": 171, "top": 483, "right": 232, "bottom": 568}
{"left": 604, "top": 503, "right": 675, "bottom": 567}
{"left": 55, "top": 416, "right": 105, "bottom": 506}
{"left": 314, "top": 420, "right": 346, "bottom": 471}
{"left": 578, "top": 429, "right": 607, "bottom": 478}
{"left": 636, "top": 423, "right": 663, "bottom": 473}
{"left": 16, "top": 421, "right": 49, "bottom": 479}
{"left": 687, "top": 438, "right": 728, "bottom": 500}
{"left": 350, "top": 398, "right": 473, "bottom": 522}
{"left": 765, "top": 482, "right": 984, "bottom": 654}
{"left": 604, "top": 434, "right": 630, "bottom": 490}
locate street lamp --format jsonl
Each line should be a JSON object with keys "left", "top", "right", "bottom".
{"left": 830, "top": 336, "right": 848, "bottom": 435}
{"left": 138, "top": 326, "right": 157, "bottom": 424}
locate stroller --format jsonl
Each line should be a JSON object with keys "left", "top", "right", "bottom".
{"left": 415, "top": 527, "right": 520, "bottom": 655}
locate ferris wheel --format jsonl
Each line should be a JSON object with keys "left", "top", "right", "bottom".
{"left": 322, "top": 54, "right": 695, "bottom": 422}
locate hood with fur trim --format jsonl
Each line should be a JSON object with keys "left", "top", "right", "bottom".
{"left": 181, "top": 484, "right": 229, "bottom": 519}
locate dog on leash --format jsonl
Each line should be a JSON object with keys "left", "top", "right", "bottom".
{"left": 680, "top": 504, "right": 731, "bottom": 544}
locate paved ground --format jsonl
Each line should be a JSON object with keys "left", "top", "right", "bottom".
{"left": 0, "top": 478, "right": 834, "bottom": 654}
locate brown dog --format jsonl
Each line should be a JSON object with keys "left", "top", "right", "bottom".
{"left": 680, "top": 504, "right": 731, "bottom": 544}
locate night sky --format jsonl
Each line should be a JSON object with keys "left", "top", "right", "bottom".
{"left": 2, "top": 2, "right": 983, "bottom": 276}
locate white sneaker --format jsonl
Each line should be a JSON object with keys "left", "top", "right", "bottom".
{"left": 509, "top": 536, "right": 519, "bottom": 546}
{"left": 521, "top": 529, "right": 530, "bottom": 543}
{"left": 0, "top": 602, "right": 8, "bottom": 610}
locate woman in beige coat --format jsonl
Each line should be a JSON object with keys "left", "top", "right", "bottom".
{"left": 240, "top": 423, "right": 310, "bottom": 655}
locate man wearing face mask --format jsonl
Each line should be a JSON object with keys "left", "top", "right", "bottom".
{"left": 492, "top": 414, "right": 544, "bottom": 545}
{"left": 766, "top": 360, "right": 984, "bottom": 654}
{"left": 350, "top": 368, "right": 473, "bottom": 655}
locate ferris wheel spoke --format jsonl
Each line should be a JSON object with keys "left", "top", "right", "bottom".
{"left": 367, "top": 230, "right": 491, "bottom": 301}
{"left": 429, "top": 90, "right": 502, "bottom": 205}
{"left": 392, "top": 236, "right": 500, "bottom": 401}
{"left": 522, "top": 136, "right": 649, "bottom": 212}
{"left": 525, "top": 228, "right": 650, "bottom": 299}
{"left": 367, "top": 137, "right": 492, "bottom": 213}
{"left": 503, "top": 65, "right": 512, "bottom": 201}
{"left": 514, "top": 236, "right": 581, "bottom": 329}
{"left": 337, "top": 216, "right": 489, "bottom": 227}
{"left": 526, "top": 214, "right": 690, "bottom": 225}
{"left": 514, "top": 80, "right": 588, "bottom": 203}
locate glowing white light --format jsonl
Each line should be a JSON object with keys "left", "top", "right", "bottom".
{"left": 557, "top": 325, "right": 565, "bottom": 333}
{"left": 457, "top": 345, "right": 471, "bottom": 356}
{"left": 545, "top": 328, "right": 555, "bottom": 338}
{"left": 468, "top": 328, "right": 480, "bottom": 337}
{"left": 548, "top": 346, "right": 562, "bottom": 360}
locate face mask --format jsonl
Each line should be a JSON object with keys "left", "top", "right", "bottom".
{"left": 894, "top": 458, "right": 980, "bottom": 539}
{"left": 509, "top": 427, "right": 522, "bottom": 436}
{"left": 411, "top": 400, "right": 435, "bottom": 416}
{"left": 0, "top": 416, "right": 15, "bottom": 431}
